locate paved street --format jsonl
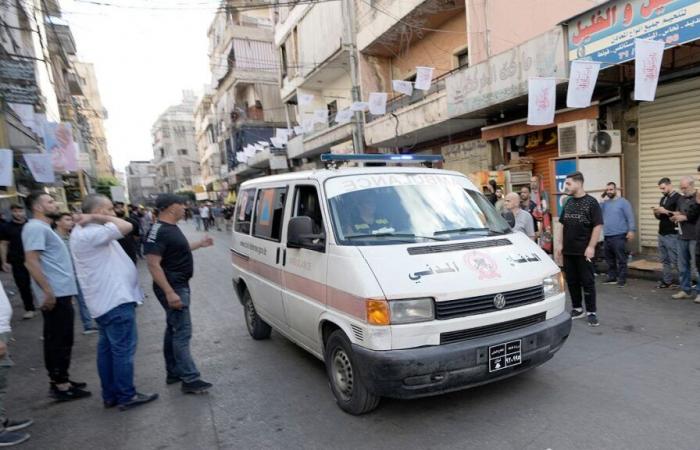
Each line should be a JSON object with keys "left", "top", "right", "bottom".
{"left": 3, "top": 222, "right": 700, "bottom": 450}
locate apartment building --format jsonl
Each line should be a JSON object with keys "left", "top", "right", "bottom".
{"left": 126, "top": 160, "right": 158, "bottom": 206}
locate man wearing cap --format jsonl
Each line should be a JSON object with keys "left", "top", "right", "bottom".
{"left": 145, "top": 194, "right": 214, "bottom": 394}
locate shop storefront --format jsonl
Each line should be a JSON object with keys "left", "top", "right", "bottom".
{"left": 565, "top": 0, "right": 700, "bottom": 251}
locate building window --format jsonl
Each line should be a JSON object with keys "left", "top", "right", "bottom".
{"left": 455, "top": 47, "right": 469, "bottom": 68}
{"left": 178, "top": 149, "right": 188, "bottom": 155}
{"left": 327, "top": 100, "right": 337, "bottom": 125}
{"left": 280, "top": 44, "right": 288, "bottom": 80}
{"left": 183, "top": 166, "right": 191, "bottom": 177}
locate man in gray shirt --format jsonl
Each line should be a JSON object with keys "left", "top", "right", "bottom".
{"left": 22, "top": 192, "right": 91, "bottom": 402}
{"left": 505, "top": 193, "right": 535, "bottom": 239}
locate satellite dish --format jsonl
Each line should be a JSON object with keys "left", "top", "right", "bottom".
{"left": 590, "top": 131, "right": 612, "bottom": 154}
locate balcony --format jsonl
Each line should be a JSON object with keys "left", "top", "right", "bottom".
{"left": 363, "top": 69, "right": 484, "bottom": 147}
{"left": 287, "top": 122, "right": 354, "bottom": 160}
{"left": 357, "top": 0, "right": 465, "bottom": 56}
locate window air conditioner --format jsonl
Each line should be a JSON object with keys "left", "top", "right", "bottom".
{"left": 586, "top": 130, "right": 622, "bottom": 155}
{"left": 557, "top": 119, "right": 597, "bottom": 156}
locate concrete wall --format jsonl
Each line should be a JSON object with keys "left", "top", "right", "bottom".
{"left": 356, "top": 0, "right": 428, "bottom": 52}
{"left": 297, "top": 2, "right": 345, "bottom": 77}
{"left": 359, "top": 12, "right": 466, "bottom": 97}
{"left": 466, "top": 0, "right": 592, "bottom": 65}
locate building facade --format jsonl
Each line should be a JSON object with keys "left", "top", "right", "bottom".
{"left": 126, "top": 160, "right": 157, "bottom": 206}
{"left": 199, "top": 4, "right": 288, "bottom": 197}
{"left": 151, "top": 90, "right": 200, "bottom": 194}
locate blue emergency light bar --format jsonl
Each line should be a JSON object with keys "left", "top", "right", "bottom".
{"left": 320, "top": 153, "right": 444, "bottom": 163}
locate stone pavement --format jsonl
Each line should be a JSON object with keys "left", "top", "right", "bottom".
{"left": 2, "top": 222, "right": 700, "bottom": 450}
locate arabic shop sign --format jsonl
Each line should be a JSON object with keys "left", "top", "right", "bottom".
{"left": 567, "top": 0, "right": 700, "bottom": 66}
{"left": 446, "top": 27, "right": 567, "bottom": 119}
{"left": 0, "top": 59, "right": 38, "bottom": 105}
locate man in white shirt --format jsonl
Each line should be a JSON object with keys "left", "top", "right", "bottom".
{"left": 505, "top": 192, "right": 535, "bottom": 240}
{"left": 199, "top": 204, "right": 210, "bottom": 232}
{"left": 70, "top": 194, "right": 158, "bottom": 411}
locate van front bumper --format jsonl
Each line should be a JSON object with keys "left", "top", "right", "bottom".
{"left": 351, "top": 311, "right": 571, "bottom": 399}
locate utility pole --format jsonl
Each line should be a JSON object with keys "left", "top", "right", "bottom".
{"left": 342, "top": 0, "right": 365, "bottom": 154}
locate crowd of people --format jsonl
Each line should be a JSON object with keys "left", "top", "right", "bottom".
{"left": 0, "top": 192, "right": 213, "bottom": 446}
{"left": 487, "top": 169, "right": 700, "bottom": 327}
{"left": 190, "top": 203, "right": 234, "bottom": 233}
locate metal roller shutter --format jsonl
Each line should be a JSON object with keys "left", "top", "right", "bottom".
{"left": 638, "top": 77, "right": 700, "bottom": 248}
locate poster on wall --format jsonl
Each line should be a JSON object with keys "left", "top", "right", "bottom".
{"left": 43, "top": 122, "right": 78, "bottom": 172}
{"left": 554, "top": 158, "right": 577, "bottom": 216}
{"left": 0, "top": 149, "right": 13, "bottom": 187}
{"left": 527, "top": 78, "right": 556, "bottom": 125}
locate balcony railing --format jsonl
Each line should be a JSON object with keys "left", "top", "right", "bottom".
{"left": 365, "top": 67, "right": 461, "bottom": 123}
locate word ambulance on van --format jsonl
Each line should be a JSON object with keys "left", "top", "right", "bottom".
{"left": 230, "top": 154, "right": 571, "bottom": 415}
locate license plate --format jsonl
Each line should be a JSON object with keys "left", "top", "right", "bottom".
{"left": 488, "top": 340, "right": 522, "bottom": 373}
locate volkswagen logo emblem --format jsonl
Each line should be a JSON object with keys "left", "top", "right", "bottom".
{"left": 493, "top": 293, "right": 506, "bottom": 309}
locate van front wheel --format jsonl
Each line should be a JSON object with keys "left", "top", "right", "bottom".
{"left": 324, "top": 330, "right": 380, "bottom": 415}
{"left": 243, "top": 290, "right": 271, "bottom": 340}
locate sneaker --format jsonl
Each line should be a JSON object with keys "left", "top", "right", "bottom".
{"left": 50, "top": 386, "right": 91, "bottom": 402}
{"left": 694, "top": 295, "right": 700, "bottom": 304}
{"left": 672, "top": 291, "right": 693, "bottom": 300}
{"left": 570, "top": 308, "right": 585, "bottom": 320}
{"left": 103, "top": 399, "right": 118, "bottom": 409}
{"left": 2, "top": 419, "right": 33, "bottom": 432}
{"left": 603, "top": 278, "right": 618, "bottom": 285}
{"left": 617, "top": 282, "right": 626, "bottom": 288}
{"left": 657, "top": 281, "right": 672, "bottom": 289}
{"left": 587, "top": 314, "right": 600, "bottom": 327}
{"left": 118, "top": 392, "right": 159, "bottom": 411}
{"left": 82, "top": 329, "right": 98, "bottom": 336}
{"left": 22, "top": 311, "right": 35, "bottom": 320}
{"left": 0, "top": 430, "right": 30, "bottom": 447}
{"left": 166, "top": 376, "right": 181, "bottom": 385}
{"left": 68, "top": 380, "right": 87, "bottom": 389}
{"left": 181, "top": 379, "right": 213, "bottom": 394}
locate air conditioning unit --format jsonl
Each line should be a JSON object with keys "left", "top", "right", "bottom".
{"left": 586, "top": 130, "right": 622, "bottom": 155}
{"left": 557, "top": 119, "right": 597, "bottom": 156}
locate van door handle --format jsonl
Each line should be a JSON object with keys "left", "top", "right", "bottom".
{"left": 282, "top": 249, "right": 287, "bottom": 266}
{"left": 276, "top": 247, "right": 280, "bottom": 265}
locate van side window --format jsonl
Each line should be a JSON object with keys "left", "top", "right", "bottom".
{"left": 234, "top": 189, "right": 255, "bottom": 234}
{"left": 253, "top": 187, "right": 287, "bottom": 241}
{"left": 293, "top": 185, "right": 324, "bottom": 233}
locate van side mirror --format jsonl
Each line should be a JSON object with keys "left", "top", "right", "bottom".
{"left": 287, "top": 216, "right": 325, "bottom": 252}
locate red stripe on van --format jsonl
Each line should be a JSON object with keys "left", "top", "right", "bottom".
{"left": 234, "top": 254, "right": 366, "bottom": 321}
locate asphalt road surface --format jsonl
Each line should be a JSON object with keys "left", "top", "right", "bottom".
{"left": 3, "top": 222, "right": 699, "bottom": 450}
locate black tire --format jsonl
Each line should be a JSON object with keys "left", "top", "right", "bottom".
{"left": 324, "top": 330, "right": 380, "bottom": 415}
{"left": 242, "top": 290, "right": 271, "bottom": 340}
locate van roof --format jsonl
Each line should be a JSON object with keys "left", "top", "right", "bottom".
{"left": 239, "top": 166, "right": 476, "bottom": 189}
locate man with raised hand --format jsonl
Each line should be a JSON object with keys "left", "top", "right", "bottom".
{"left": 71, "top": 194, "right": 158, "bottom": 411}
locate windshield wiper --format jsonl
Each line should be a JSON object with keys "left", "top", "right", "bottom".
{"left": 346, "top": 233, "right": 447, "bottom": 242}
{"left": 434, "top": 227, "right": 490, "bottom": 236}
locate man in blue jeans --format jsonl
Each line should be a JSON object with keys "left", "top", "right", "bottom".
{"left": 71, "top": 194, "right": 158, "bottom": 411}
{"left": 145, "top": 194, "right": 214, "bottom": 394}
{"left": 671, "top": 176, "right": 699, "bottom": 300}
{"left": 601, "top": 182, "right": 636, "bottom": 287}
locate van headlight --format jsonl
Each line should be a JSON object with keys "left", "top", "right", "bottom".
{"left": 389, "top": 298, "right": 434, "bottom": 324}
{"left": 543, "top": 273, "right": 565, "bottom": 298}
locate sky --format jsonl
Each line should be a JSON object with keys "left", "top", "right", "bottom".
{"left": 59, "top": 0, "right": 218, "bottom": 172}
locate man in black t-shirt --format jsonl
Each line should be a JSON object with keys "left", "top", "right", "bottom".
{"left": 145, "top": 194, "right": 214, "bottom": 394}
{"left": 653, "top": 178, "right": 681, "bottom": 288}
{"left": 114, "top": 202, "right": 141, "bottom": 264}
{"left": 556, "top": 172, "right": 604, "bottom": 327}
{"left": 0, "top": 204, "right": 36, "bottom": 319}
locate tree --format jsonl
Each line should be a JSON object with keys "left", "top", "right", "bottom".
{"left": 95, "top": 176, "right": 120, "bottom": 199}
{"left": 176, "top": 190, "right": 196, "bottom": 202}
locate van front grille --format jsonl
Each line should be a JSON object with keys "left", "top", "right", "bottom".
{"left": 435, "top": 285, "right": 544, "bottom": 320}
{"left": 407, "top": 238, "right": 512, "bottom": 255}
{"left": 440, "top": 313, "right": 546, "bottom": 345}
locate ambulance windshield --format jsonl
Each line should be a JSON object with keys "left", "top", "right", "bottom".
{"left": 326, "top": 174, "right": 511, "bottom": 246}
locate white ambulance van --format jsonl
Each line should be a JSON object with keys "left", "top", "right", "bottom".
{"left": 231, "top": 154, "right": 571, "bottom": 415}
